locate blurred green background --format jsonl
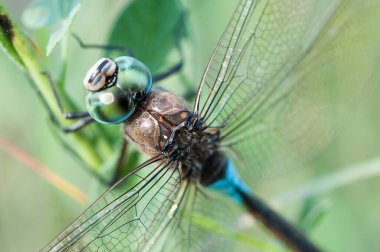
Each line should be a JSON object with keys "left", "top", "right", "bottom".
{"left": 1, "top": 0, "right": 380, "bottom": 251}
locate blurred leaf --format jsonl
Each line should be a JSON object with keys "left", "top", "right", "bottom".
{"left": 108, "top": 0, "right": 185, "bottom": 73}
{"left": 0, "top": 5, "right": 25, "bottom": 68}
{"left": 297, "top": 198, "right": 330, "bottom": 233}
{"left": 274, "top": 157, "right": 380, "bottom": 207}
{"left": 21, "top": 0, "right": 81, "bottom": 55}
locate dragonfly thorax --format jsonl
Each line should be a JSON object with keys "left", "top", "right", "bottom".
{"left": 123, "top": 87, "right": 190, "bottom": 157}
{"left": 173, "top": 128, "right": 226, "bottom": 184}
{"left": 122, "top": 87, "right": 225, "bottom": 184}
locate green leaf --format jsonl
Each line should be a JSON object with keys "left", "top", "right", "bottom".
{"left": 297, "top": 198, "right": 330, "bottom": 233}
{"left": 108, "top": 0, "right": 185, "bottom": 74}
{"left": 0, "top": 5, "right": 25, "bottom": 69}
{"left": 21, "top": 0, "right": 81, "bottom": 55}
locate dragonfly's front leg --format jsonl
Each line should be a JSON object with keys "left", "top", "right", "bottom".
{"left": 152, "top": 61, "right": 183, "bottom": 82}
{"left": 152, "top": 12, "right": 186, "bottom": 84}
{"left": 72, "top": 33, "right": 134, "bottom": 56}
{"left": 109, "top": 138, "right": 130, "bottom": 185}
{"left": 41, "top": 71, "right": 95, "bottom": 133}
{"left": 44, "top": 70, "right": 132, "bottom": 184}
{"left": 74, "top": 32, "right": 184, "bottom": 83}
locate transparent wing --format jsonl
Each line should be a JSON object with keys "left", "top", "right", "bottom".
{"left": 194, "top": 0, "right": 319, "bottom": 120}
{"left": 194, "top": 0, "right": 380, "bottom": 179}
{"left": 151, "top": 183, "right": 248, "bottom": 252}
{"left": 41, "top": 157, "right": 182, "bottom": 252}
{"left": 42, "top": 161, "right": 247, "bottom": 252}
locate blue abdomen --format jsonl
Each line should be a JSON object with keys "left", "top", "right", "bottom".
{"left": 207, "top": 159, "right": 249, "bottom": 203}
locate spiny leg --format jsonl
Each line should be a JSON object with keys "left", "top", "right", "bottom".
{"left": 152, "top": 12, "right": 196, "bottom": 101}
{"left": 42, "top": 71, "right": 94, "bottom": 133}
{"left": 72, "top": 33, "right": 134, "bottom": 57}
{"left": 73, "top": 32, "right": 184, "bottom": 83}
{"left": 25, "top": 73, "right": 60, "bottom": 126}
{"left": 72, "top": 15, "right": 186, "bottom": 84}
{"left": 152, "top": 12, "right": 185, "bottom": 83}
{"left": 25, "top": 73, "right": 111, "bottom": 185}
{"left": 152, "top": 61, "right": 183, "bottom": 82}
{"left": 109, "top": 138, "right": 129, "bottom": 185}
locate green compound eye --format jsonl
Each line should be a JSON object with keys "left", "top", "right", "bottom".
{"left": 84, "top": 56, "right": 152, "bottom": 125}
{"left": 86, "top": 85, "right": 135, "bottom": 125}
{"left": 115, "top": 56, "right": 152, "bottom": 97}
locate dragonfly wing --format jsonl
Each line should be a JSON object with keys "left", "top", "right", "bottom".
{"left": 221, "top": 0, "right": 380, "bottom": 179}
{"left": 193, "top": 0, "right": 321, "bottom": 177}
{"left": 194, "top": 0, "right": 320, "bottom": 120}
{"left": 41, "top": 157, "right": 183, "bottom": 252}
{"left": 153, "top": 183, "right": 247, "bottom": 252}
{"left": 194, "top": 0, "right": 380, "bottom": 179}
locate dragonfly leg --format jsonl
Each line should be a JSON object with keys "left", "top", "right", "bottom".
{"left": 153, "top": 12, "right": 196, "bottom": 101}
{"left": 40, "top": 71, "right": 95, "bottom": 133}
{"left": 109, "top": 138, "right": 129, "bottom": 185}
{"left": 152, "top": 11, "right": 186, "bottom": 83}
{"left": 72, "top": 33, "right": 133, "bottom": 56}
{"left": 74, "top": 32, "right": 183, "bottom": 82}
{"left": 61, "top": 115, "right": 94, "bottom": 133}
{"left": 152, "top": 61, "right": 183, "bottom": 82}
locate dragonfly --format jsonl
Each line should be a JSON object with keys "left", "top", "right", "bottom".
{"left": 40, "top": 0, "right": 380, "bottom": 251}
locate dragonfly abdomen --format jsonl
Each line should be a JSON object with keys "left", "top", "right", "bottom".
{"left": 207, "top": 157, "right": 250, "bottom": 203}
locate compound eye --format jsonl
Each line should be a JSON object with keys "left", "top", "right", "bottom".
{"left": 114, "top": 56, "right": 152, "bottom": 98}
{"left": 83, "top": 58, "right": 117, "bottom": 92}
{"left": 86, "top": 85, "right": 135, "bottom": 124}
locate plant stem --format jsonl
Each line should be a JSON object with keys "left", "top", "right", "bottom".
{"left": 0, "top": 5, "right": 112, "bottom": 173}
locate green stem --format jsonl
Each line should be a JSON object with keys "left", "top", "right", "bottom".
{"left": 0, "top": 5, "right": 112, "bottom": 173}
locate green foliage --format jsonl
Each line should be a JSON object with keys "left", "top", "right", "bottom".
{"left": 108, "top": 0, "right": 185, "bottom": 73}
{"left": 22, "top": 0, "right": 81, "bottom": 55}
{"left": 297, "top": 198, "right": 330, "bottom": 233}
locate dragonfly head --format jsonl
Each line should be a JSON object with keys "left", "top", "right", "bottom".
{"left": 84, "top": 56, "right": 152, "bottom": 124}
